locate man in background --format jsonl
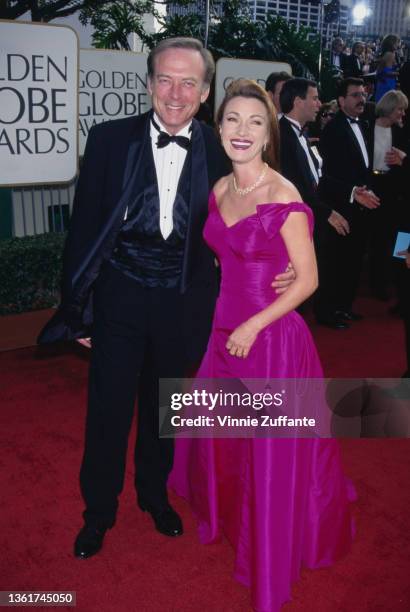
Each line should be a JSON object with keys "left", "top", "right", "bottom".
{"left": 316, "top": 78, "right": 380, "bottom": 327}
{"left": 265, "top": 71, "right": 292, "bottom": 118}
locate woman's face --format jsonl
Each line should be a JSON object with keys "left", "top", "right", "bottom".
{"left": 319, "top": 106, "right": 336, "bottom": 128}
{"left": 389, "top": 105, "right": 406, "bottom": 127}
{"left": 220, "top": 96, "right": 270, "bottom": 165}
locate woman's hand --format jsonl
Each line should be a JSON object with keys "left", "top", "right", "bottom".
{"left": 397, "top": 250, "right": 410, "bottom": 268}
{"left": 226, "top": 319, "right": 261, "bottom": 359}
{"left": 385, "top": 147, "right": 406, "bottom": 166}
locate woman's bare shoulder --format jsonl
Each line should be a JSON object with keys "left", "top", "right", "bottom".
{"left": 213, "top": 175, "right": 231, "bottom": 201}
{"left": 266, "top": 171, "right": 303, "bottom": 205}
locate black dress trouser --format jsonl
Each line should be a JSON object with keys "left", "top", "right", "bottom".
{"left": 80, "top": 263, "right": 187, "bottom": 528}
{"left": 315, "top": 208, "right": 368, "bottom": 316}
{"left": 368, "top": 173, "right": 398, "bottom": 295}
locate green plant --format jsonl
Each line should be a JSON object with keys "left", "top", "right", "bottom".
{"left": 0, "top": 233, "right": 65, "bottom": 315}
{"left": 150, "top": 1, "right": 339, "bottom": 100}
{"left": 0, "top": 0, "right": 114, "bottom": 22}
{"left": 79, "top": 0, "right": 155, "bottom": 50}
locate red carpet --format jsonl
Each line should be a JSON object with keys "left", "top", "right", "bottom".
{"left": 0, "top": 297, "right": 409, "bottom": 611}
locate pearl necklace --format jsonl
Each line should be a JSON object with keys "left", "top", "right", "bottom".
{"left": 232, "top": 163, "right": 268, "bottom": 197}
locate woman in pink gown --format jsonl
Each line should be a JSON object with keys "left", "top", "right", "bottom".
{"left": 169, "top": 79, "right": 354, "bottom": 611}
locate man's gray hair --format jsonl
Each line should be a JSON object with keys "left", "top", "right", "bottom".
{"left": 376, "top": 90, "right": 408, "bottom": 117}
{"left": 147, "top": 37, "right": 215, "bottom": 87}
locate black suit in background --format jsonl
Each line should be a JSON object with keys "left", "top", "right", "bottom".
{"left": 343, "top": 54, "right": 364, "bottom": 79}
{"left": 279, "top": 116, "right": 330, "bottom": 313}
{"left": 279, "top": 116, "right": 330, "bottom": 228}
{"left": 367, "top": 121, "right": 410, "bottom": 296}
{"left": 316, "top": 110, "right": 373, "bottom": 318}
{"left": 330, "top": 52, "right": 349, "bottom": 76}
{"left": 39, "top": 112, "right": 229, "bottom": 527}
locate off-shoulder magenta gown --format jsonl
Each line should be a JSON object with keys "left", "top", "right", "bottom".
{"left": 169, "top": 195, "right": 354, "bottom": 611}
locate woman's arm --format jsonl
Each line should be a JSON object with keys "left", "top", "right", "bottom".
{"left": 226, "top": 211, "right": 318, "bottom": 358}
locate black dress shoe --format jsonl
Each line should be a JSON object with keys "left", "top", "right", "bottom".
{"left": 335, "top": 310, "right": 363, "bottom": 321}
{"left": 316, "top": 315, "right": 349, "bottom": 330}
{"left": 139, "top": 503, "right": 183, "bottom": 537}
{"left": 74, "top": 525, "right": 107, "bottom": 559}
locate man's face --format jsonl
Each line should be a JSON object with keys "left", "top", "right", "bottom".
{"left": 271, "top": 80, "right": 286, "bottom": 113}
{"left": 148, "top": 47, "right": 210, "bottom": 134}
{"left": 298, "top": 86, "right": 321, "bottom": 124}
{"left": 339, "top": 85, "right": 366, "bottom": 118}
{"left": 333, "top": 41, "right": 344, "bottom": 54}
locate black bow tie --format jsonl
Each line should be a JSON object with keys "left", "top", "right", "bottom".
{"left": 151, "top": 116, "right": 191, "bottom": 150}
{"left": 348, "top": 117, "right": 360, "bottom": 125}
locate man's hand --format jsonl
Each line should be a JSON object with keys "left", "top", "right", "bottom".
{"left": 77, "top": 337, "right": 92, "bottom": 349}
{"left": 271, "top": 263, "right": 296, "bottom": 294}
{"left": 397, "top": 250, "right": 410, "bottom": 268}
{"left": 354, "top": 186, "right": 380, "bottom": 209}
{"left": 328, "top": 210, "right": 350, "bottom": 236}
{"left": 385, "top": 147, "right": 406, "bottom": 166}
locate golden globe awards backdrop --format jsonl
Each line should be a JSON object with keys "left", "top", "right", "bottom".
{"left": 0, "top": 20, "right": 78, "bottom": 186}
{"left": 79, "top": 50, "right": 150, "bottom": 156}
{"left": 215, "top": 58, "right": 292, "bottom": 114}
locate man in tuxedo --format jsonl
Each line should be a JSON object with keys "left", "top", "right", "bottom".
{"left": 330, "top": 37, "right": 348, "bottom": 77}
{"left": 278, "top": 78, "right": 353, "bottom": 327}
{"left": 343, "top": 42, "right": 365, "bottom": 79}
{"left": 39, "top": 37, "right": 294, "bottom": 559}
{"left": 37, "top": 37, "right": 226, "bottom": 558}
{"left": 265, "top": 71, "right": 291, "bottom": 118}
{"left": 279, "top": 77, "right": 325, "bottom": 221}
{"left": 316, "top": 78, "right": 380, "bottom": 326}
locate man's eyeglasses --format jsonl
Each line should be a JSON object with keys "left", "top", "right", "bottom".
{"left": 346, "top": 92, "right": 367, "bottom": 99}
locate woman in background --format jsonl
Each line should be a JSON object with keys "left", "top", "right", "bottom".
{"left": 375, "top": 52, "right": 398, "bottom": 102}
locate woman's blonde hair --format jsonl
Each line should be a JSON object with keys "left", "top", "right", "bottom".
{"left": 376, "top": 90, "right": 408, "bottom": 117}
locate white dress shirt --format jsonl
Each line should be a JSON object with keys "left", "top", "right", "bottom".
{"left": 151, "top": 113, "right": 191, "bottom": 239}
{"left": 285, "top": 116, "right": 321, "bottom": 184}
{"left": 347, "top": 116, "right": 369, "bottom": 168}
{"left": 332, "top": 53, "right": 341, "bottom": 68}
{"left": 373, "top": 125, "right": 392, "bottom": 172}
{"left": 345, "top": 114, "right": 370, "bottom": 203}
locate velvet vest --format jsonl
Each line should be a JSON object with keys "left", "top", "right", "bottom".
{"left": 109, "top": 136, "right": 191, "bottom": 288}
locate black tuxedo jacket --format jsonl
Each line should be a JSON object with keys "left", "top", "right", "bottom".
{"left": 318, "top": 111, "right": 372, "bottom": 222}
{"left": 39, "top": 112, "right": 230, "bottom": 359}
{"left": 279, "top": 116, "right": 330, "bottom": 224}
{"left": 331, "top": 52, "right": 349, "bottom": 75}
{"left": 343, "top": 54, "right": 363, "bottom": 78}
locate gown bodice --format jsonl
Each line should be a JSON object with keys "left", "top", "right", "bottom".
{"left": 205, "top": 192, "right": 313, "bottom": 315}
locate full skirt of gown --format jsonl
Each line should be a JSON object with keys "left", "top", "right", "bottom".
{"left": 169, "top": 197, "right": 355, "bottom": 612}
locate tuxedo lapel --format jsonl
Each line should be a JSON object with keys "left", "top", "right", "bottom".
{"left": 181, "top": 118, "right": 209, "bottom": 292}
{"left": 72, "top": 115, "right": 150, "bottom": 293}
{"left": 282, "top": 117, "right": 318, "bottom": 184}
{"left": 342, "top": 113, "right": 369, "bottom": 171}
{"left": 306, "top": 139, "right": 320, "bottom": 174}
{"left": 122, "top": 114, "right": 151, "bottom": 192}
